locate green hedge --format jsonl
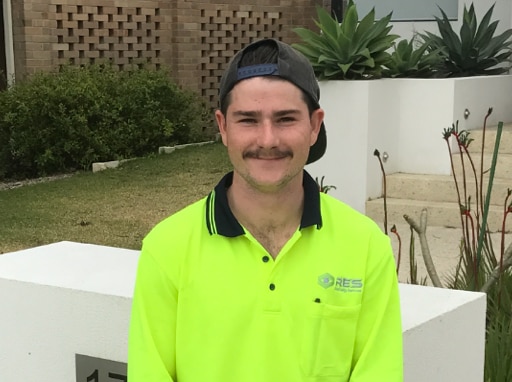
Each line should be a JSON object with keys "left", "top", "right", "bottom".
{"left": 0, "top": 64, "right": 211, "bottom": 180}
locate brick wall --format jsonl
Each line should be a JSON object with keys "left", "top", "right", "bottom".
{"left": 10, "top": 0, "right": 28, "bottom": 79}
{"left": 171, "top": 0, "right": 324, "bottom": 107}
{"left": 12, "top": 0, "right": 325, "bottom": 108}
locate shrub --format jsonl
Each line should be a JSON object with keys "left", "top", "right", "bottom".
{"left": 292, "top": 2, "right": 399, "bottom": 80}
{"left": 420, "top": 3, "right": 512, "bottom": 77}
{"left": 0, "top": 64, "right": 211, "bottom": 179}
{"left": 384, "top": 37, "right": 442, "bottom": 78}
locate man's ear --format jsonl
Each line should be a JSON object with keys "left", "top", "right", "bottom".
{"left": 215, "top": 110, "right": 228, "bottom": 146}
{"left": 310, "top": 108, "right": 325, "bottom": 144}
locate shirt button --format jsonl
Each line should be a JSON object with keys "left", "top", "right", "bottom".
{"left": 269, "top": 283, "right": 276, "bottom": 291}
{"left": 262, "top": 256, "right": 270, "bottom": 263}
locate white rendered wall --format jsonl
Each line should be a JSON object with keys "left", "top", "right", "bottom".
{"left": 395, "top": 78, "right": 455, "bottom": 176}
{"left": 306, "top": 80, "right": 372, "bottom": 212}
{"left": 396, "top": 75, "right": 512, "bottom": 175}
{"left": 306, "top": 80, "right": 400, "bottom": 212}
{"left": 401, "top": 284, "right": 486, "bottom": 382}
{"left": 0, "top": 242, "right": 139, "bottom": 381}
{"left": 453, "top": 75, "right": 512, "bottom": 132}
{"left": 0, "top": 242, "right": 487, "bottom": 382}
{"left": 309, "top": 75, "right": 512, "bottom": 212}
{"left": 366, "top": 79, "right": 401, "bottom": 201}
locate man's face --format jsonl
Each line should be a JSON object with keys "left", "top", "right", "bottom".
{"left": 215, "top": 76, "right": 324, "bottom": 193}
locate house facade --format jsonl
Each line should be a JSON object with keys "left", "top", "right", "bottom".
{"left": 1, "top": 0, "right": 327, "bottom": 108}
{"left": 3, "top": 1, "right": 511, "bottom": 107}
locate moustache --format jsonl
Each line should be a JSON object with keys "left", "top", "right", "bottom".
{"left": 243, "top": 149, "right": 293, "bottom": 160}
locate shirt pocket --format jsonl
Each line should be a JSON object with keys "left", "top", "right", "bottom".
{"left": 300, "top": 302, "right": 361, "bottom": 379}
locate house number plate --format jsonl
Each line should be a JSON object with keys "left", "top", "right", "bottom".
{"left": 75, "top": 354, "right": 127, "bottom": 382}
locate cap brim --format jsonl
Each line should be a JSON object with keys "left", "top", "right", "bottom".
{"left": 306, "top": 122, "right": 326, "bottom": 164}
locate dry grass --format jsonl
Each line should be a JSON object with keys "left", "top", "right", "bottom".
{"left": 0, "top": 142, "right": 232, "bottom": 254}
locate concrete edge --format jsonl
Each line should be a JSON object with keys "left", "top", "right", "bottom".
{"left": 91, "top": 140, "right": 216, "bottom": 173}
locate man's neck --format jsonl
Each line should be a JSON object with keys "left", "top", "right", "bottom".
{"left": 227, "top": 172, "right": 304, "bottom": 257}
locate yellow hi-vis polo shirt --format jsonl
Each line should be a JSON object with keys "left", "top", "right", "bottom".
{"left": 128, "top": 170, "right": 403, "bottom": 382}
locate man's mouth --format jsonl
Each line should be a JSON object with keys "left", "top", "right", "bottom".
{"left": 243, "top": 150, "right": 292, "bottom": 160}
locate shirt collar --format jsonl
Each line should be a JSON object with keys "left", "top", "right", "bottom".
{"left": 205, "top": 170, "right": 322, "bottom": 237}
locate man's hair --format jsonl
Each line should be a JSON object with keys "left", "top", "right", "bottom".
{"left": 219, "top": 40, "right": 317, "bottom": 116}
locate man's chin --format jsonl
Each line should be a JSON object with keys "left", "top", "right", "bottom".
{"left": 245, "top": 174, "right": 294, "bottom": 193}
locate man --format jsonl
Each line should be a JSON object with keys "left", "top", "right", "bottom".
{"left": 128, "top": 38, "right": 403, "bottom": 381}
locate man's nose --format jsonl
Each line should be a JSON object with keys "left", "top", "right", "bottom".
{"left": 257, "top": 120, "right": 279, "bottom": 148}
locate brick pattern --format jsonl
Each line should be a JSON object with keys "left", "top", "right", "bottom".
{"left": 170, "top": 0, "right": 323, "bottom": 109}
{"left": 200, "top": 8, "right": 283, "bottom": 105}
{"left": 13, "top": 0, "right": 323, "bottom": 108}
{"left": 51, "top": 3, "right": 163, "bottom": 70}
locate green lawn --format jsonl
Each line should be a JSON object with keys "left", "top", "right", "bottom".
{"left": 0, "top": 143, "right": 232, "bottom": 254}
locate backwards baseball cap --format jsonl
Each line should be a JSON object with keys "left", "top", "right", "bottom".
{"left": 218, "top": 38, "right": 326, "bottom": 164}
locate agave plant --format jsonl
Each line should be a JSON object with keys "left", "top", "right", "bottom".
{"left": 420, "top": 3, "right": 512, "bottom": 77}
{"left": 292, "top": 2, "right": 399, "bottom": 80}
{"left": 384, "top": 37, "right": 442, "bottom": 78}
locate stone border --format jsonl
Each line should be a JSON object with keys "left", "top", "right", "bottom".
{"left": 0, "top": 174, "right": 75, "bottom": 191}
{"left": 91, "top": 141, "right": 216, "bottom": 173}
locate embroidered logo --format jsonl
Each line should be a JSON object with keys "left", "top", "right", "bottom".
{"left": 318, "top": 273, "right": 364, "bottom": 293}
{"left": 317, "top": 273, "right": 335, "bottom": 289}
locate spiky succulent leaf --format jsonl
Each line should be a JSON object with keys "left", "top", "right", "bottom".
{"left": 340, "top": 3, "right": 358, "bottom": 40}
{"left": 420, "top": 4, "right": 512, "bottom": 76}
{"left": 384, "top": 37, "right": 441, "bottom": 77}
{"left": 292, "top": 4, "right": 398, "bottom": 79}
{"left": 352, "top": 6, "right": 376, "bottom": 48}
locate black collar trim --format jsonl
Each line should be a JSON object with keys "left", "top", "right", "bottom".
{"left": 205, "top": 171, "right": 322, "bottom": 237}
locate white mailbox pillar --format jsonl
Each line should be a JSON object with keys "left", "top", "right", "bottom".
{"left": 0, "top": 242, "right": 487, "bottom": 381}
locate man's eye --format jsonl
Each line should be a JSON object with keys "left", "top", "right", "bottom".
{"left": 239, "top": 118, "right": 256, "bottom": 124}
{"left": 278, "top": 117, "right": 295, "bottom": 123}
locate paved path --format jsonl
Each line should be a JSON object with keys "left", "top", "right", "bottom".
{"left": 379, "top": 223, "right": 510, "bottom": 286}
